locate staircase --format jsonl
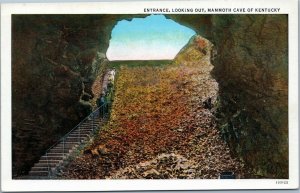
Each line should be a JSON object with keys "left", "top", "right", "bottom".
{"left": 27, "top": 104, "right": 108, "bottom": 179}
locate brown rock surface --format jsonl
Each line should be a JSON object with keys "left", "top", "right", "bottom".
{"left": 211, "top": 15, "right": 288, "bottom": 178}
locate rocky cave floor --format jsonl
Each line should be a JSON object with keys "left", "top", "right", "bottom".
{"left": 61, "top": 55, "right": 252, "bottom": 179}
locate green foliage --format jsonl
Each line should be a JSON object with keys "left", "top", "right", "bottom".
{"left": 108, "top": 60, "right": 172, "bottom": 69}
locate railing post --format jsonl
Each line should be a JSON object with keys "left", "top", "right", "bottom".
{"left": 63, "top": 137, "right": 65, "bottom": 158}
{"left": 92, "top": 114, "right": 93, "bottom": 131}
{"left": 102, "top": 104, "right": 104, "bottom": 119}
{"left": 99, "top": 106, "right": 101, "bottom": 119}
{"left": 46, "top": 152, "right": 50, "bottom": 179}
{"left": 106, "top": 102, "right": 109, "bottom": 118}
{"left": 79, "top": 124, "right": 81, "bottom": 143}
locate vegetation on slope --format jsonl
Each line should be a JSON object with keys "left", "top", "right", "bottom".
{"left": 62, "top": 36, "right": 249, "bottom": 179}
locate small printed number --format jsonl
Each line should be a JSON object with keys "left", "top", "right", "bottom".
{"left": 276, "top": 181, "right": 288, "bottom": 184}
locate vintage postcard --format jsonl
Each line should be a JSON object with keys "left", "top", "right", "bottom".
{"left": 1, "top": 0, "right": 299, "bottom": 191}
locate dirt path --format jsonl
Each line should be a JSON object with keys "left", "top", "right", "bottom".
{"left": 62, "top": 55, "right": 248, "bottom": 179}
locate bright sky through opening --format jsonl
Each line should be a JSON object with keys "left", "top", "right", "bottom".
{"left": 106, "top": 15, "right": 196, "bottom": 61}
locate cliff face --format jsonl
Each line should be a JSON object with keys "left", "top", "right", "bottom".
{"left": 12, "top": 15, "right": 112, "bottom": 175}
{"left": 12, "top": 14, "right": 151, "bottom": 176}
{"left": 211, "top": 15, "right": 288, "bottom": 178}
{"left": 173, "top": 35, "right": 212, "bottom": 65}
{"left": 12, "top": 14, "right": 288, "bottom": 178}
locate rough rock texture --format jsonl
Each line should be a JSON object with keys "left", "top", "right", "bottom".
{"left": 109, "top": 153, "right": 225, "bottom": 179}
{"left": 12, "top": 14, "right": 210, "bottom": 176}
{"left": 12, "top": 14, "right": 287, "bottom": 178}
{"left": 12, "top": 15, "right": 111, "bottom": 176}
{"left": 211, "top": 15, "right": 288, "bottom": 178}
{"left": 173, "top": 35, "right": 211, "bottom": 65}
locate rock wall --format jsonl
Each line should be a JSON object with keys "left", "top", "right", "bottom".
{"left": 211, "top": 15, "right": 288, "bottom": 178}
{"left": 12, "top": 14, "right": 288, "bottom": 178}
{"left": 12, "top": 15, "right": 111, "bottom": 176}
{"left": 12, "top": 14, "right": 149, "bottom": 177}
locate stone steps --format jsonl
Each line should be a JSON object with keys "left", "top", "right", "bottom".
{"left": 48, "top": 148, "right": 71, "bottom": 153}
{"left": 68, "top": 133, "right": 89, "bottom": 138}
{"left": 80, "top": 126, "right": 95, "bottom": 129}
{"left": 72, "top": 129, "right": 94, "bottom": 133}
{"left": 39, "top": 159, "right": 62, "bottom": 163}
{"left": 65, "top": 137, "right": 86, "bottom": 142}
{"left": 30, "top": 167, "right": 50, "bottom": 172}
{"left": 46, "top": 153, "right": 67, "bottom": 156}
{"left": 71, "top": 130, "right": 93, "bottom": 133}
{"left": 27, "top": 70, "right": 112, "bottom": 179}
{"left": 29, "top": 171, "right": 49, "bottom": 176}
{"left": 81, "top": 122, "right": 100, "bottom": 126}
{"left": 34, "top": 162, "right": 58, "bottom": 168}
{"left": 40, "top": 156, "right": 66, "bottom": 161}
{"left": 27, "top": 112, "right": 104, "bottom": 178}
{"left": 81, "top": 122, "right": 100, "bottom": 125}
{"left": 55, "top": 142, "right": 80, "bottom": 149}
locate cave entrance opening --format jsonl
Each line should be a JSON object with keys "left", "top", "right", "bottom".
{"left": 106, "top": 14, "right": 196, "bottom": 62}
{"left": 87, "top": 15, "right": 226, "bottom": 179}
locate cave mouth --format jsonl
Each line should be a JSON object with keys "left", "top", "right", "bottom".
{"left": 106, "top": 14, "right": 196, "bottom": 61}
{"left": 70, "top": 15, "right": 224, "bottom": 179}
{"left": 10, "top": 14, "right": 289, "bottom": 179}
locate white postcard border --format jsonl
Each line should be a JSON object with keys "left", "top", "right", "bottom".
{"left": 1, "top": 0, "right": 299, "bottom": 191}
